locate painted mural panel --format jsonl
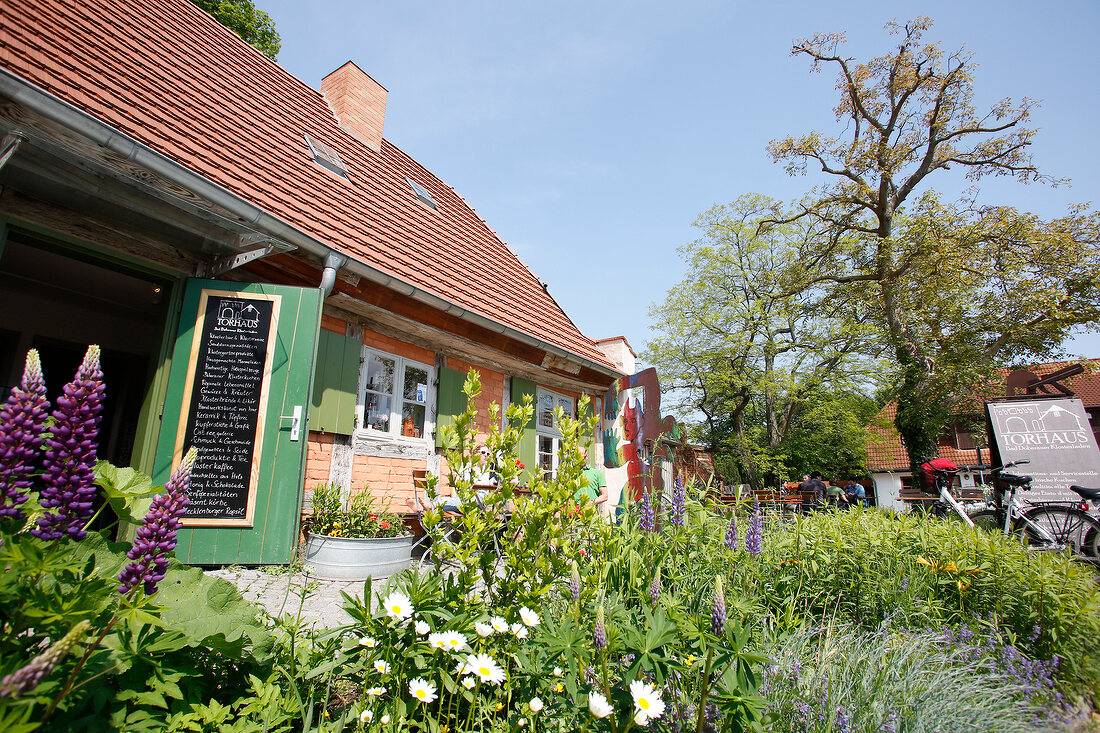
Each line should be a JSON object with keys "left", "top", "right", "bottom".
{"left": 602, "top": 367, "right": 677, "bottom": 504}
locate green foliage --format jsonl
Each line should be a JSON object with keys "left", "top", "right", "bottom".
{"left": 655, "top": 506, "right": 1100, "bottom": 698}
{"left": 190, "top": 0, "right": 281, "bottom": 60}
{"left": 301, "top": 483, "right": 409, "bottom": 539}
{"left": 776, "top": 391, "right": 878, "bottom": 480}
{"left": 0, "top": 466, "right": 273, "bottom": 732}
{"left": 422, "top": 370, "right": 600, "bottom": 610}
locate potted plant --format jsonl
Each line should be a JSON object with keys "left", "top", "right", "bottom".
{"left": 301, "top": 482, "right": 415, "bottom": 580}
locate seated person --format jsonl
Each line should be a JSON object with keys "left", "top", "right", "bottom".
{"left": 798, "top": 471, "right": 827, "bottom": 507}
{"left": 824, "top": 482, "right": 848, "bottom": 508}
{"left": 844, "top": 480, "right": 867, "bottom": 507}
{"left": 408, "top": 444, "right": 498, "bottom": 513}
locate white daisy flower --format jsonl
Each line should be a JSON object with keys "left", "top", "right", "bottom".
{"left": 359, "top": 709, "right": 373, "bottom": 723}
{"left": 461, "top": 676, "right": 476, "bottom": 690}
{"left": 428, "top": 632, "right": 448, "bottom": 649}
{"left": 629, "top": 680, "right": 666, "bottom": 723}
{"left": 475, "top": 622, "right": 493, "bottom": 637}
{"left": 358, "top": 635, "right": 377, "bottom": 648}
{"left": 415, "top": 620, "right": 430, "bottom": 635}
{"left": 465, "top": 652, "right": 506, "bottom": 685}
{"left": 634, "top": 711, "right": 649, "bottom": 726}
{"left": 455, "top": 659, "right": 470, "bottom": 675}
{"left": 553, "top": 667, "right": 563, "bottom": 677}
{"left": 589, "top": 690, "right": 614, "bottom": 719}
{"left": 441, "top": 631, "right": 469, "bottom": 651}
{"left": 408, "top": 677, "right": 437, "bottom": 704}
{"left": 511, "top": 622, "right": 529, "bottom": 639}
{"left": 365, "top": 686, "right": 386, "bottom": 696}
{"left": 380, "top": 715, "right": 390, "bottom": 724}
{"left": 382, "top": 591, "right": 414, "bottom": 620}
{"left": 529, "top": 697, "right": 544, "bottom": 713}
{"left": 373, "top": 660, "right": 391, "bottom": 674}
{"left": 490, "top": 615, "right": 509, "bottom": 633}
{"left": 518, "top": 606, "right": 540, "bottom": 627}
{"left": 518, "top": 718, "right": 527, "bottom": 727}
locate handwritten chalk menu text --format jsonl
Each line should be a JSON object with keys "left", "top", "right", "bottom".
{"left": 176, "top": 291, "right": 280, "bottom": 525}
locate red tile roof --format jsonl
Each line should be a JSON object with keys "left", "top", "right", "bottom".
{"left": 0, "top": 0, "right": 615, "bottom": 371}
{"left": 867, "top": 360, "right": 1100, "bottom": 472}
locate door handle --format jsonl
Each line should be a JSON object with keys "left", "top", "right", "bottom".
{"left": 279, "top": 405, "right": 303, "bottom": 441}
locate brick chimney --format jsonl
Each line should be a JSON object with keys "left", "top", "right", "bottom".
{"left": 320, "top": 61, "right": 387, "bottom": 152}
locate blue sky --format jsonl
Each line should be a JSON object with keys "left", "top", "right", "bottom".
{"left": 263, "top": 0, "right": 1099, "bottom": 365}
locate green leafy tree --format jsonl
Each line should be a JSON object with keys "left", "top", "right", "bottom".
{"left": 777, "top": 390, "right": 879, "bottom": 480}
{"left": 191, "top": 0, "right": 281, "bottom": 60}
{"left": 767, "top": 18, "right": 1100, "bottom": 476}
{"left": 645, "top": 194, "right": 884, "bottom": 488}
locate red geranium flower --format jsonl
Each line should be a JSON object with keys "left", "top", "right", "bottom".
{"left": 516, "top": 460, "right": 525, "bottom": 469}
{"left": 380, "top": 520, "right": 391, "bottom": 529}
{"left": 369, "top": 513, "right": 378, "bottom": 520}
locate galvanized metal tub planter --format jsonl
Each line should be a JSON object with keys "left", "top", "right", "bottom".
{"left": 304, "top": 533, "right": 416, "bottom": 580}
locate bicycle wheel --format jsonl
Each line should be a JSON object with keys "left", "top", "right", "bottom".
{"left": 969, "top": 509, "right": 1010, "bottom": 534}
{"left": 1021, "top": 505, "right": 1100, "bottom": 558}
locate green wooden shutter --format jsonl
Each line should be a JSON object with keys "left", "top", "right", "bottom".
{"left": 308, "top": 329, "right": 361, "bottom": 435}
{"left": 511, "top": 376, "right": 537, "bottom": 477}
{"left": 436, "top": 366, "right": 466, "bottom": 447}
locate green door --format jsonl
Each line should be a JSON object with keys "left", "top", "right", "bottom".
{"left": 152, "top": 278, "right": 322, "bottom": 565}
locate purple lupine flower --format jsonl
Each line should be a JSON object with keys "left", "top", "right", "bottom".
{"left": 594, "top": 603, "right": 607, "bottom": 649}
{"left": 835, "top": 704, "right": 851, "bottom": 733}
{"left": 638, "top": 490, "right": 655, "bottom": 532}
{"left": 0, "top": 620, "right": 89, "bottom": 699}
{"left": 0, "top": 350, "right": 49, "bottom": 521}
{"left": 32, "top": 346, "right": 105, "bottom": 541}
{"left": 711, "top": 575, "right": 726, "bottom": 636}
{"left": 879, "top": 709, "right": 899, "bottom": 733}
{"left": 745, "top": 499, "right": 763, "bottom": 555}
{"left": 569, "top": 561, "right": 581, "bottom": 601}
{"left": 649, "top": 567, "right": 661, "bottom": 604}
{"left": 118, "top": 448, "right": 196, "bottom": 595}
{"left": 723, "top": 511, "right": 738, "bottom": 551}
{"left": 667, "top": 476, "right": 686, "bottom": 526}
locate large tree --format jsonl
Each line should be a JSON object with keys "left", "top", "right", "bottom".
{"left": 192, "top": 0, "right": 281, "bottom": 60}
{"left": 766, "top": 18, "right": 1100, "bottom": 476}
{"left": 645, "top": 194, "right": 883, "bottom": 488}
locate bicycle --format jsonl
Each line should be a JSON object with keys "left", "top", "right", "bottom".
{"left": 930, "top": 460, "right": 1100, "bottom": 560}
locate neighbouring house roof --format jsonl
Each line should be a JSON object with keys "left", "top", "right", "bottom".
{"left": 0, "top": 0, "right": 616, "bottom": 371}
{"left": 866, "top": 360, "right": 1100, "bottom": 473}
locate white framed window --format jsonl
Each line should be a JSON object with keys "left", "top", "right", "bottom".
{"left": 536, "top": 387, "right": 574, "bottom": 481}
{"left": 356, "top": 347, "right": 435, "bottom": 442}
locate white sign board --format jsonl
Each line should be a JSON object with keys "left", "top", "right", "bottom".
{"left": 987, "top": 398, "right": 1100, "bottom": 503}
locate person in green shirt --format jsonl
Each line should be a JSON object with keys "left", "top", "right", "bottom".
{"left": 575, "top": 444, "right": 609, "bottom": 508}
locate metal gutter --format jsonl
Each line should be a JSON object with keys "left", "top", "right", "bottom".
{"left": 0, "top": 69, "right": 620, "bottom": 379}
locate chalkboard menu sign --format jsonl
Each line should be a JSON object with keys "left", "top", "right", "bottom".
{"left": 988, "top": 398, "right": 1100, "bottom": 503}
{"left": 174, "top": 290, "right": 281, "bottom": 526}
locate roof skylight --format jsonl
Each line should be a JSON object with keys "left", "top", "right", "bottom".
{"left": 304, "top": 134, "right": 349, "bottom": 180}
{"left": 406, "top": 178, "right": 438, "bottom": 210}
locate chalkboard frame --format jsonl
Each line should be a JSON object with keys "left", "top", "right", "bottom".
{"left": 172, "top": 288, "right": 282, "bottom": 527}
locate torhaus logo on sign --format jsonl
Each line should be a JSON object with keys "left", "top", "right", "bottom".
{"left": 217, "top": 301, "right": 261, "bottom": 330}
{"left": 997, "top": 403, "right": 1091, "bottom": 450}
